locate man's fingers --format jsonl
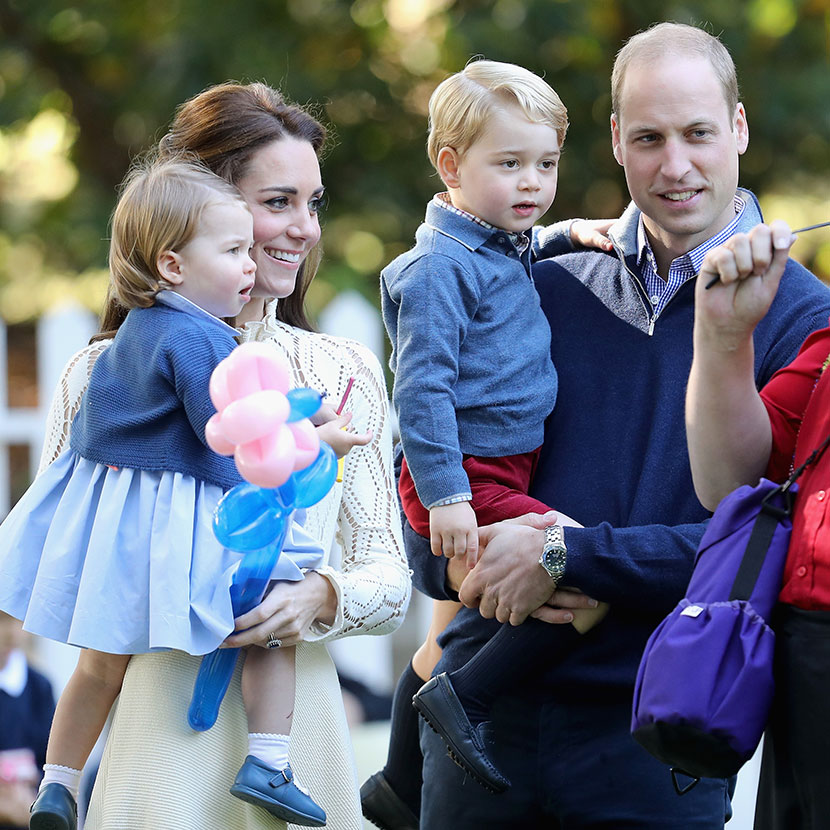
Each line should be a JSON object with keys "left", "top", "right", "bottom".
{"left": 530, "top": 606, "right": 576, "bottom": 624}
{"left": 548, "top": 588, "right": 600, "bottom": 609}
{"left": 477, "top": 589, "right": 497, "bottom": 618}
{"left": 495, "top": 604, "right": 511, "bottom": 624}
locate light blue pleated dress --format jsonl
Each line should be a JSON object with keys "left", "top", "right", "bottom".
{"left": 0, "top": 294, "right": 324, "bottom": 656}
{"left": 0, "top": 453, "right": 324, "bottom": 656}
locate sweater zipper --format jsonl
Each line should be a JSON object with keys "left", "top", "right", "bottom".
{"left": 645, "top": 277, "right": 698, "bottom": 335}
{"left": 611, "top": 239, "right": 657, "bottom": 336}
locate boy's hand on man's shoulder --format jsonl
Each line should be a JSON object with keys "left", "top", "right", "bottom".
{"left": 429, "top": 500, "right": 479, "bottom": 567}
{"left": 568, "top": 218, "right": 616, "bottom": 252}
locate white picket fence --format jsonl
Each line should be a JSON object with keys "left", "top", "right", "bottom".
{"left": 0, "top": 303, "right": 98, "bottom": 514}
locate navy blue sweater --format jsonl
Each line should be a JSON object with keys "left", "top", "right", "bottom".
{"left": 71, "top": 295, "right": 242, "bottom": 492}
{"left": 409, "top": 190, "right": 830, "bottom": 702}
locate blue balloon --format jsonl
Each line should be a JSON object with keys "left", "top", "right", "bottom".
{"left": 286, "top": 388, "right": 322, "bottom": 422}
{"left": 187, "top": 442, "right": 336, "bottom": 732}
{"left": 290, "top": 443, "right": 338, "bottom": 509}
{"left": 213, "top": 484, "right": 288, "bottom": 551}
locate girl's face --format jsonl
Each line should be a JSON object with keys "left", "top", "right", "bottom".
{"left": 163, "top": 199, "right": 256, "bottom": 319}
{"left": 235, "top": 137, "right": 325, "bottom": 306}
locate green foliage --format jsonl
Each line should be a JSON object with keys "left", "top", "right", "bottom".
{"left": 1, "top": 0, "right": 828, "bottom": 322}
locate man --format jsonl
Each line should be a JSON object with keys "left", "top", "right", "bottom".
{"left": 409, "top": 22, "right": 830, "bottom": 828}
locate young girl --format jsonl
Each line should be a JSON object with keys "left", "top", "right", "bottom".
{"left": 0, "top": 158, "right": 327, "bottom": 829}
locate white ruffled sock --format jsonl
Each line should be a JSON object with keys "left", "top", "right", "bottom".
{"left": 248, "top": 732, "right": 290, "bottom": 771}
{"left": 40, "top": 764, "right": 82, "bottom": 800}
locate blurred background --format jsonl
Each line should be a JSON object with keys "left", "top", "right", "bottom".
{"left": 1, "top": 0, "right": 828, "bottom": 826}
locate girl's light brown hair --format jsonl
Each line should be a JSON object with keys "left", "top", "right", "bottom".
{"left": 107, "top": 156, "right": 247, "bottom": 310}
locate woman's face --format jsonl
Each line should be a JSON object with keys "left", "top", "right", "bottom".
{"left": 235, "top": 137, "right": 324, "bottom": 302}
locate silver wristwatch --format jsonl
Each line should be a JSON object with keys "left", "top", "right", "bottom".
{"left": 539, "top": 524, "right": 567, "bottom": 586}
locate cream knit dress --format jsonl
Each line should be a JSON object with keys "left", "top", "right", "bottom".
{"left": 39, "top": 300, "right": 411, "bottom": 830}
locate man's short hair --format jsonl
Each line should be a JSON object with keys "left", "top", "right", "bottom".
{"left": 427, "top": 59, "right": 568, "bottom": 170}
{"left": 611, "top": 22, "right": 739, "bottom": 118}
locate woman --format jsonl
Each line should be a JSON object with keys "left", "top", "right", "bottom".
{"left": 39, "top": 82, "right": 411, "bottom": 830}
{"left": 687, "top": 220, "right": 830, "bottom": 830}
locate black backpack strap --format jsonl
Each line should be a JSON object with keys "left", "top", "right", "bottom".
{"left": 728, "top": 431, "right": 830, "bottom": 601}
{"left": 729, "top": 507, "right": 783, "bottom": 601}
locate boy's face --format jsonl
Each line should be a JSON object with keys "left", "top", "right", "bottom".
{"left": 442, "top": 101, "right": 561, "bottom": 233}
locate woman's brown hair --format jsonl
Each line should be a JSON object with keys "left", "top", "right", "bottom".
{"left": 95, "top": 82, "right": 327, "bottom": 340}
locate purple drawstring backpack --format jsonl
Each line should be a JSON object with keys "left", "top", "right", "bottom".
{"left": 631, "top": 433, "right": 830, "bottom": 791}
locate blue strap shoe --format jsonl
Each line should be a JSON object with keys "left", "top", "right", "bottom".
{"left": 230, "top": 755, "right": 326, "bottom": 826}
{"left": 29, "top": 782, "right": 78, "bottom": 830}
{"left": 412, "top": 672, "right": 510, "bottom": 793}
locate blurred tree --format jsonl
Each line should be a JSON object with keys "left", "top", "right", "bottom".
{"left": 0, "top": 0, "right": 828, "bottom": 323}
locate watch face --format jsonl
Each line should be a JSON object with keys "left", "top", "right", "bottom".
{"left": 542, "top": 547, "right": 566, "bottom": 582}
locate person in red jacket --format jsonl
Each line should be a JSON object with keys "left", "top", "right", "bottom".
{"left": 687, "top": 219, "right": 830, "bottom": 830}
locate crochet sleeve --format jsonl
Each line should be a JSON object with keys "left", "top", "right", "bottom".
{"left": 38, "top": 341, "right": 111, "bottom": 474}
{"left": 307, "top": 340, "right": 411, "bottom": 641}
{"left": 239, "top": 314, "right": 411, "bottom": 642}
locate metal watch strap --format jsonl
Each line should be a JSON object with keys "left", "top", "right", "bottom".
{"left": 539, "top": 524, "right": 567, "bottom": 585}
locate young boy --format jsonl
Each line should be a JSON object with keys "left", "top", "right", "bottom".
{"left": 379, "top": 60, "right": 607, "bottom": 798}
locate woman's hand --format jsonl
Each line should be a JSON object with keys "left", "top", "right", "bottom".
{"left": 569, "top": 218, "right": 615, "bottom": 252}
{"left": 222, "top": 571, "right": 338, "bottom": 649}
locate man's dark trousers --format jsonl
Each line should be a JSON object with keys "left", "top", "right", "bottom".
{"left": 419, "top": 692, "right": 733, "bottom": 829}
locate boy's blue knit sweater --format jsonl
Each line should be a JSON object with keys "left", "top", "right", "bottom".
{"left": 71, "top": 294, "right": 242, "bottom": 492}
{"left": 381, "top": 200, "right": 558, "bottom": 508}
{"left": 408, "top": 189, "right": 830, "bottom": 701}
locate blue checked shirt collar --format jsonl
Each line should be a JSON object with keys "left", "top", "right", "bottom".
{"left": 433, "top": 193, "right": 530, "bottom": 256}
{"left": 637, "top": 195, "right": 746, "bottom": 317}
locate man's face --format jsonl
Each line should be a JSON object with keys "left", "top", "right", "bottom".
{"left": 611, "top": 55, "right": 749, "bottom": 256}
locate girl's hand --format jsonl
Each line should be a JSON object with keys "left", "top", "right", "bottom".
{"left": 569, "top": 218, "right": 615, "bottom": 252}
{"left": 310, "top": 402, "right": 338, "bottom": 427}
{"left": 315, "top": 411, "right": 372, "bottom": 459}
{"left": 222, "top": 572, "right": 338, "bottom": 649}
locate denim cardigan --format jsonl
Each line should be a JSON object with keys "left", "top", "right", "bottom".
{"left": 381, "top": 200, "right": 558, "bottom": 508}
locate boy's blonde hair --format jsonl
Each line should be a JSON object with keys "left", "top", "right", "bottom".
{"left": 427, "top": 59, "right": 568, "bottom": 169}
{"left": 108, "top": 155, "right": 248, "bottom": 310}
{"left": 611, "top": 22, "right": 739, "bottom": 119}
